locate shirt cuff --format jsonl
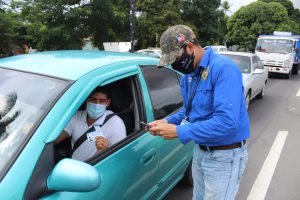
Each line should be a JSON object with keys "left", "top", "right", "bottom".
{"left": 166, "top": 116, "right": 177, "bottom": 124}
{"left": 176, "top": 125, "right": 191, "bottom": 144}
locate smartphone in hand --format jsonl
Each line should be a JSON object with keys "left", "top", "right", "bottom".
{"left": 138, "top": 121, "right": 152, "bottom": 128}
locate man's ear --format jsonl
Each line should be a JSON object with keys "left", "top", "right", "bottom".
{"left": 186, "top": 42, "right": 194, "bottom": 53}
{"left": 107, "top": 99, "right": 111, "bottom": 107}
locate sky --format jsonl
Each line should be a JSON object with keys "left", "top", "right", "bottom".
{"left": 224, "top": 0, "right": 300, "bottom": 15}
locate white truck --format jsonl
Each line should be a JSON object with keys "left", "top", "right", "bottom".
{"left": 255, "top": 31, "right": 300, "bottom": 79}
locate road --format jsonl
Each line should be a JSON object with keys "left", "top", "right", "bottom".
{"left": 164, "top": 73, "right": 300, "bottom": 200}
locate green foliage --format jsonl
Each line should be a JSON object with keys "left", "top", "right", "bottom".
{"left": 226, "top": 1, "right": 300, "bottom": 51}
{"left": 1, "top": 0, "right": 226, "bottom": 53}
{"left": 221, "top": 0, "right": 232, "bottom": 16}
{"left": 258, "top": 0, "right": 294, "bottom": 15}
{"left": 135, "top": 0, "right": 183, "bottom": 49}
{"left": 10, "top": 0, "right": 90, "bottom": 51}
{"left": 181, "top": 0, "right": 225, "bottom": 46}
{"left": 90, "top": 0, "right": 130, "bottom": 49}
{"left": 0, "top": 11, "right": 27, "bottom": 56}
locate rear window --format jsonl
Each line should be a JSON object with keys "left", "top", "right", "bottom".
{"left": 0, "top": 68, "right": 69, "bottom": 177}
{"left": 222, "top": 54, "right": 251, "bottom": 73}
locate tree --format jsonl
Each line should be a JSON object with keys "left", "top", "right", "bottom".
{"left": 89, "top": 0, "right": 130, "bottom": 49}
{"left": 258, "top": 0, "right": 294, "bottom": 15}
{"left": 221, "top": 0, "right": 232, "bottom": 16}
{"left": 181, "top": 0, "right": 225, "bottom": 46}
{"left": 226, "top": 1, "right": 300, "bottom": 51}
{"left": 135, "top": 0, "right": 183, "bottom": 49}
{"left": 259, "top": 0, "right": 300, "bottom": 32}
{"left": 0, "top": 10, "right": 27, "bottom": 56}
{"left": 11, "top": 0, "right": 91, "bottom": 51}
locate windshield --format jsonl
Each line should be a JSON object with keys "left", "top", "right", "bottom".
{"left": 256, "top": 38, "right": 293, "bottom": 54}
{"left": 222, "top": 54, "right": 251, "bottom": 74}
{"left": 0, "top": 68, "right": 69, "bottom": 176}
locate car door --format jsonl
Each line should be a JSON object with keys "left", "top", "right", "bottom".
{"left": 253, "top": 56, "right": 265, "bottom": 95}
{"left": 24, "top": 64, "right": 161, "bottom": 200}
{"left": 251, "top": 56, "right": 261, "bottom": 97}
{"left": 139, "top": 66, "right": 193, "bottom": 197}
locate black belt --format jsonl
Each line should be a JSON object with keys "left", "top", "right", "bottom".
{"left": 199, "top": 140, "right": 246, "bottom": 151}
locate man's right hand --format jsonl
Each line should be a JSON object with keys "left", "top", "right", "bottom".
{"left": 148, "top": 119, "right": 168, "bottom": 135}
{"left": 95, "top": 136, "right": 109, "bottom": 151}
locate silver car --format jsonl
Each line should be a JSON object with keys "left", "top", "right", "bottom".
{"left": 218, "top": 51, "right": 268, "bottom": 109}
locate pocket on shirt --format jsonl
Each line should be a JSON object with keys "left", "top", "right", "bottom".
{"left": 196, "top": 88, "right": 214, "bottom": 112}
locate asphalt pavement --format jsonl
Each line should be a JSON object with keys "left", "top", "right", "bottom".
{"left": 164, "top": 73, "right": 300, "bottom": 200}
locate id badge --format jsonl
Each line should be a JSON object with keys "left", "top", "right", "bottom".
{"left": 180, "top": 118, "right": 190, "bottom": 125}
{"left": 87, "top": 126, "right": 104, "bottom": 142}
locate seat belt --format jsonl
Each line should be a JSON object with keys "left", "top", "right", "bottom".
{"left": 72, "top": 113, "right": 115, "bottom": 154}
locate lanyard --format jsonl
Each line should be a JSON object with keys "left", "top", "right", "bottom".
{"left": 184, "top": 68, "right": 204, "bottom": 121}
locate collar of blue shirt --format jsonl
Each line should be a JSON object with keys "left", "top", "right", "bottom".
{"left": 193, "top": 46, "right": 212, "bottom": 76}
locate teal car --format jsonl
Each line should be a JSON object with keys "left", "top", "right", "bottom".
{"left": 0, "top": 51, "right": 193, "bottom": 199}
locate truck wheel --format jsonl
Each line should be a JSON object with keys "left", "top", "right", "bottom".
{"left": 292, "top": 64, "right": 299, "bottom": 75}
{"left": 257, "top": 82, "right": 266, "bottom": 99}
{"left": 285, "top": 71, "right": 292, "bottom": 79}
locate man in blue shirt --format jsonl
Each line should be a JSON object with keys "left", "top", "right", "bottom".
{"left": 149, "top": 25, "right": 250, "bottom": 200}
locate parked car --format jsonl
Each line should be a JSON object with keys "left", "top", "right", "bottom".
{"left": 218, "top": 51, "right": 268, "bottom": 109}
{"left": 204, "top": 45, "right": 227, "bottom": 52}
{"left": 136, "top": 48, "right": 162, "bottom": 58}
{"left": 0, "top": 51, "right": 193, "bottom": 199}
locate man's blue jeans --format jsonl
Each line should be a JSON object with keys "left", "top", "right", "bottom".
{"left": 192, "top": 143, "right": 248, "bottom": 200}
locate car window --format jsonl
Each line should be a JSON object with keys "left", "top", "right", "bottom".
{"left": 254, "top": 56, "right": 264, "bottom": 69}
{"left": 221, "top": 54, "right": 251, "bottom": 74}
{"left": 252, "top": 57, "right": 259, "bottom": 70}
{"left": 140, "top": 66, "right": 183, "bottom": 120}
{"left": 0, "top": 68, "right": 69, "bottom": 176}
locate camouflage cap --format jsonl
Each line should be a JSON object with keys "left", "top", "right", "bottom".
{"left": 159, "top": 25, "right": 196, "bottom": 66}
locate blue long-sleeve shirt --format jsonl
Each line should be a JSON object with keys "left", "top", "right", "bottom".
{"left": 167, "top": 47, "right": 250, "bottom": 146}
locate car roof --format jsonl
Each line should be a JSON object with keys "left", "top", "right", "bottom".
{"left": 218, "top": 51, "right": 254, "bottom": 57}
{"left": 0, "top": 50, "right": 158, "bottom": 80}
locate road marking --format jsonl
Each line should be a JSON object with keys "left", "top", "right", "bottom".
{"left": 247, "top": 131, "right": 288, "bottom": 200}
{"left": 297, "top": 89, "right": 300, "bottom": 97}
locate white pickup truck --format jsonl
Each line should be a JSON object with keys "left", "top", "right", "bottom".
{"left": 255, "top": 31, "right": 300, "bottom": 79}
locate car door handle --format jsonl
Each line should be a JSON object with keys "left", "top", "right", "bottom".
{"left": 141, "top": 149, "right": 156, "bottom": 165}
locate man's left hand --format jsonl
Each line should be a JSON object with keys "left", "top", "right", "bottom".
{"left": 148, "top": 123, "right": 178, "bottom": 140}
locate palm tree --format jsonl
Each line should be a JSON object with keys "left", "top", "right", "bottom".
{"left": 0, "top": 92, "right": 20, "bottom": 141}
{"left": 221, "top": 0, "right": 232, "bottom": 16}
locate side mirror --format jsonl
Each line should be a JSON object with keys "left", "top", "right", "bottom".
{"left": 252, "top": 68, "right": 263, "bottom": 74}
{"left": 295, "top": 48, "right": 299, "bottom": 54}
{"left": 47, "top": 158, "right": 100, "bottom": 192}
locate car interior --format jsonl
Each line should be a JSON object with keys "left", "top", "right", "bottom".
{"left": 54, "top": 76, "right": 144, "bottom": 163}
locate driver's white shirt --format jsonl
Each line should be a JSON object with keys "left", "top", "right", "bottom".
{"left": 64, "top": 110, "right": 126, "bottom": 161}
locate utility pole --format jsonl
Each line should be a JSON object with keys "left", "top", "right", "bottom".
{"left": 129, "top": 0, "right": 135, "bottom": 53}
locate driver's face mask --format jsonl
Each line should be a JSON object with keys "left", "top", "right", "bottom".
{"left": 171, "top": 47, "right": 195, "bottom": 74}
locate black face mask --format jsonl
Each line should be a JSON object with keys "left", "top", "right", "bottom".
{"left": 171, "top": 52, "right": 195, "bottom": 74}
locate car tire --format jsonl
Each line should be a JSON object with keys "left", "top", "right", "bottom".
{"left": 181, "top": 161, "right": 193, "bottom": 187}
{"left": 245, "top": 91, "right": 251, "bottom": 109}
{"left": 285, "top": 70, "right": 292, "bottom": 79}
{"left": 257, "top": 81, "right": 266, "bottom": 99}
